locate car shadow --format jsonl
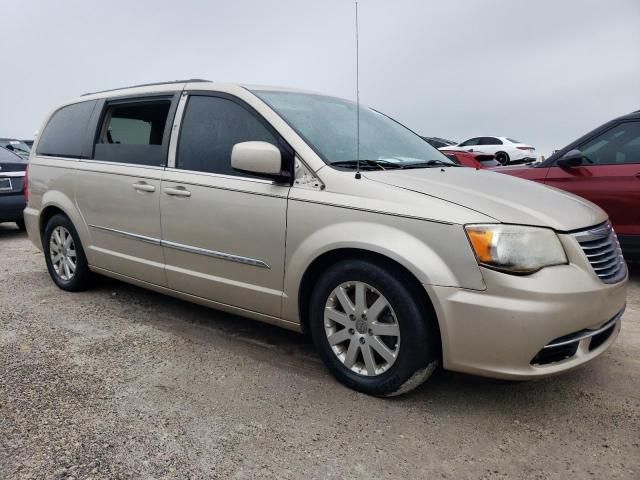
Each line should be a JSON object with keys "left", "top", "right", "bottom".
{"left": 0, "top": 223, "right": 26, "bottom": 238}
{"left": 87, "top": 272, "right": 629, "bottom": 411}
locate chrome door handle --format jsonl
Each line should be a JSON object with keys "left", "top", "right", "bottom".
{"left": 133, "top": 182, "right": 156, "bottom": 192}
{"left": 164, "top": 186, "right": 191, "bottom": 197}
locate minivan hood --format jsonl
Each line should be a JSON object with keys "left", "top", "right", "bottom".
{"left": 364, "top": 167, "right": 607, "bottom": 231}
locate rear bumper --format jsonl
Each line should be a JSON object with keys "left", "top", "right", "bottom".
{"left": 0, "top": 194, "right": 26, "bottom": 222}
{"left": 23, "top": 206, "right": 42, "bottom": 250}
{"left": 426, "top": 262, "right": 627, "bottom": 380}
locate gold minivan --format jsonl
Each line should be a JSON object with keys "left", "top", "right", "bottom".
{"left": 25, "top": 80, "right": 627, "bottom": 396}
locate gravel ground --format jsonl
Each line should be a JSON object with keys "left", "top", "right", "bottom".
{"left": 1, "top": 224, "right": 639, "bottom": 480}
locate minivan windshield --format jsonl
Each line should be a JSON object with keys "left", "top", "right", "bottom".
{"left": 253, "top": 90, "right": 454, "bottom": 169}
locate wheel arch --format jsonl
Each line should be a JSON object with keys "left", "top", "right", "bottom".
{"left": 296, "top": 248, "right": 442, "bottom": 352}
{"left": 38, "top": 192, "right": 91, "bottom": 252}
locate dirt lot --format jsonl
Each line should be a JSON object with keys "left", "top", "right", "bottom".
{"left": 1, "top": 224, "right": 638, "bottom": 480}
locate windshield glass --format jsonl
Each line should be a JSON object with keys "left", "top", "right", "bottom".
{"left": 253, "top": 90, "right": 453, "bottom": 167}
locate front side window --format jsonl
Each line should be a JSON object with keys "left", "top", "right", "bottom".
{"left": 94, "top": 99, "right": 171, "bottom": 166}
{"left": 37, "top": 100, "right": 97, "bottom": 158}
{"left": 177, "top": 95, "right": 278, "bottom": 177}
{"left": 254, "top": 90, "right": 452, "bottom": 168}
{"left": 578, "top": 122, "right": 640, "bottom": 165}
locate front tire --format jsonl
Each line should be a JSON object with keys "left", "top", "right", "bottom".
{"left": 43, "top": 214, "right": 92, "bottom": 291}
{"left": 495, "top": 151, "right": 510, "bottom": 165}
{"left": 309, "top": 259, "right": 440, "bottom": 396}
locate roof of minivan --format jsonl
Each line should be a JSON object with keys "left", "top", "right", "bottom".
{"left": 72, "top": 80, "right": 328, "bottom": 105}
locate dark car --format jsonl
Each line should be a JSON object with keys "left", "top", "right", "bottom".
{"left": 0, "top": 146, "right": 28, "bottom": 230}
{"left": 0, "top": 138, "right": 31, "bottom": 158}
{"left": 421, "top": 136, "right": 457, "bottom": 149}
{"left": 497, "top": 110, "right": 640, "bottom": 259}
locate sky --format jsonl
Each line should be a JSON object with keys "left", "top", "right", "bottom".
{"left": 1, "top": 0, "right": 639, "bottom": 156}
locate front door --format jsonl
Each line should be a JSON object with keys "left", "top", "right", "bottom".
{"left": 160, "top": 93, "right": 291, "bottom": 317}
{"left": 544, "top": 120, "right": 640, "bottom": 237}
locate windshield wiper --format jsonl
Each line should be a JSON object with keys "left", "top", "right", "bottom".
{"left": 330, "top": 159, "right": 403, "bottom": 170}
{"left": 400, "top": 160, "right": 460, "bottom": 169}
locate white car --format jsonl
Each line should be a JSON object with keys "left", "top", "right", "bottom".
{"left": 440, "top": 136, "right": 536, "bottom": 165}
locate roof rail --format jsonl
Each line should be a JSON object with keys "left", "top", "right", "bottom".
{"left": 81, "top": 79, "right": 211, "bottom": 97}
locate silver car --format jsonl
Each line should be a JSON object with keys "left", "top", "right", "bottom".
{"left": 24, "top": 80, "right": 627, "bottom": 396}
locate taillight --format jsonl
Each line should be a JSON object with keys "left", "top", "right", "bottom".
{"left": 517, "top": 146, "right": 534, "bottom": 151}
{"left": 24, "top": 164, "right": 29, "bottom": 202}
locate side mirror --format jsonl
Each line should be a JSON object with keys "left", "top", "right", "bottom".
{"left": 556, "top": 149, "right": 584, "bottom": 168}
{"left": 231, "top": 141, "right": 282, "bottom": 177}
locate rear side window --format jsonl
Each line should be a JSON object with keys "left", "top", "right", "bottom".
{"left": 177, "top": 95, "right": 278, "bottom": 177}
{"left": 94, "top": 99, "right": 171, "bottom": 166}
{"left": 480, "top": 137, "right": 502, "bottom": 145}
{"left": 36, "top": 100, "right": 97, "bottom": 158}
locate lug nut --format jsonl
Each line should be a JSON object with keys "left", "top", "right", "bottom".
{"left": 368, "top": 329, "right": 373, "bottom": 335}
{"left": 359, "top": 337, "right": 365, "bottom": 344}
{"left": 349, "top": 314, "right": 356, "bottom": 321}
{"left": 349, "top": 328, "right": 355, "bottom": 335}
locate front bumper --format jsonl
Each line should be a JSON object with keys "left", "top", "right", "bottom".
{"left": 426, "top": 259, "right": 627, "bottom": 380}
{"left": 0, "top": 194, "right": 26, "bottom": 222}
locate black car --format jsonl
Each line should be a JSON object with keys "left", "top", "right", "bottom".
{"left": 421, "top": 136, "right": 457, "bottom": 149}
{"left": 0, "top": 146, "right": 28, "bottom": 230}
{"left": 0, "top": 138, "right": 31, "bottom": 159}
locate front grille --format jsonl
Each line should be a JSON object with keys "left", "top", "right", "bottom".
{"left": 573, "top": 222, "right": 626, "bottom": 284}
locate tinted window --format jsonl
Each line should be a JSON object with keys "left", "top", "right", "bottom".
{"left": 424, "top": 138, "right": 446, "bottom": 149}
{"left": 94, "top": 100, "right": 171, "bottom": 166}
{"left": 177, "top": 95, "right": 278, "bottom": 177}
{"left": 506, "top": 138, "right": 521, "bottom": 143}
{"left": 459, "top": 138, "right": 479, "bottom": 147}
{"left": 480, "top": 137, "right": 502, "bottom": 145}
{"left": 36, "top": 101, "right": 97, "bottom": 158}
{"left": 443, "top": 153, "right": 461, "bottom": 165}
{"left": 579, "top": 121, "right": 640, "bottom": 165}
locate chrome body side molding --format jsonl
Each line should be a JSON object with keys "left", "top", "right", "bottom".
{"left": 88, "top": 224, "right": 270, "bottom": 269}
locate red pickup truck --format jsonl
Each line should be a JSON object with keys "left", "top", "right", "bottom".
{"left": 497, "top": 110, "right": 640, "bottom": 259}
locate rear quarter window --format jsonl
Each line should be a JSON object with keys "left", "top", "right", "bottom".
{"left": 36, "top": 101, "right": 97, "bottom": 158}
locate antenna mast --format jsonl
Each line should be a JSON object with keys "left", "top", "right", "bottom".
{"left": 355, "top": 1, "right": 361, "bottom": 179}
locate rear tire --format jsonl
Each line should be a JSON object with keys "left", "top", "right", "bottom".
{"left": 495, "top": 151, "right": 510, "bottom": 165}
{"left": 43, "top": 214, "right": 92, "bottom": 291}
{"left": 309, "top": 259, "right": 440, "bottom": 396}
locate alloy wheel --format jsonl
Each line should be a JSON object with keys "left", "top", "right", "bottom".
{"left": 49, "top": 226, "right": 77, "bottom": 281}
{"left": 324, "top": 281, "right": 401, "bottom": 376}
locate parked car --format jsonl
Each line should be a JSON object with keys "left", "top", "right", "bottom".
{"left": 0, "top": 146, "right": 27, "bottom": 230}
{"left": 0, "top": 138, "right": 31, "bottom": 159}
{"left": 441, "top": 136, "right": 536, "bottom": 165}
{"left": 441, "top": 150, "right": 500, "bottom": 169}
{"left": 24, "top": 80, "right": 627, "bottom": 396}
{"left": 497, "top": 110, "right": 640, "bottom": 260}
{"left": 422, "top": 136, "right": 457, "bottom": 149}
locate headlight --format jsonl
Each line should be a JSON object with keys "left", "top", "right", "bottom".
{"left": 465, "top": 224, "right": 567, "bottom": 274}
